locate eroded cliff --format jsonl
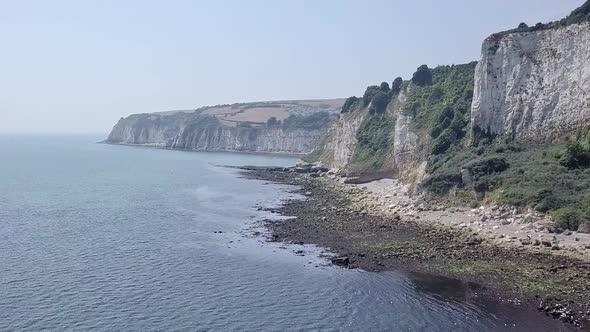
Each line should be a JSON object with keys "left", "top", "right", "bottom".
{"left": 472, "top": 23, "right": 590, "bottom": 141}
{"left": 105, "top": 99, "right": 344, "bottom": 154}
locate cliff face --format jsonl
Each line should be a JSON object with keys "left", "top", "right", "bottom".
{"left": 312, "top": 17, "right": 590, "bottom": 181}
{"left": 309, "top": 107, "right": 367, "bottom": 169}
{"left": 309, "top": 88, "right": 427, "bottom": 183}
{"left": 106, "top": 112, "right": 324, "bottom": 154}
{"left": 106, "top": 99, "right": 344, "bottom": 154}
{"left": 471, "top": 23, "right": 590, "bottom": 141}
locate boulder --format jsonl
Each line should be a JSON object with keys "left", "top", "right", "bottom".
{"left": 311, "top": 165, "right": 329, "bottom": 173}
{"left": 577, "top": 223, "right": 590, "bottom": 234}
{"left": 331, "top": 256, "right": 350, "bottom": 266}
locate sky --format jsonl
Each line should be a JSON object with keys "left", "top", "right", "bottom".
{"left": 0, "top": 0, "right": 584, "bottom": 134}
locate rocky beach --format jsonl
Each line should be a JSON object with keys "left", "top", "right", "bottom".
{"left": 241, "top": 165, "right": 590, "bottom": 330}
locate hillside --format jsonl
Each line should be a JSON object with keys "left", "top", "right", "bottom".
{"left": 307, "top": 1, "right": 590, "bottom": 231}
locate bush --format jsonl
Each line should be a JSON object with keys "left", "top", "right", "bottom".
{"left": 391, "top": 77, "right": 403, "bottom": 95}
{"left": 551, "top": 207, "right": 588, "bottom": 231}
{"left": 341, "top": 96, "right": 359, "bottom": 113}
{"left": 363, "top": 85, "right": 381, "bottom": 106}
{"left": 369, "top": 91, "right": 390, "bottom": 114}
{"left": 422, "top": 173, "right": 463, "bottom": 195}
{"left": 380, "top": 82, "right": 390, "bottom": 92}
{"left": 353, "top": 112, "right": 395, "bottom": 168}
{"left": 431, "top": 134, "right": 451, "bottom": 155}
{"left": 266, "top": 117, "right": 279, "bottom": 127}
{"left": 560, "top": 140, "right": 590, "bottom": 169}
{"left": 411, "top": 65, "right": 432, "bottom": 86}
{"left": 465, "top": 157, "right": 509, "bottom": 177}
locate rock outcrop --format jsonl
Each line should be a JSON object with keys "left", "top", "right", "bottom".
{"left": 471, "top": 23, "right": 590, "bottom": 141}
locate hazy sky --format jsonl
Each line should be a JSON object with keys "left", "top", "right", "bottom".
{"left": 0, "top": 0, "right": 583, "bottom": 134}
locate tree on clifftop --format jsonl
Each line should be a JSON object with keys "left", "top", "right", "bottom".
{"left": 411, "top": 65, "right": 432, "bottom": 86}
{"left": 341, "top": 96, "right": 359, "bottom": 113}
{"left": 391, "top": 77, "right": 403, "bottom": 95}
{"left": 363, "top": 85, "right": 381, "bottom": 106}
{"left": 369, "top": 91, "right": 390, "bottom": 114}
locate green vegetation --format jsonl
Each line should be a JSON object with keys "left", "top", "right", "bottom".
{"left": 368, "top": 91, "right": 390, "bottom": 114}
{"left": 350, "top": 78, "right": 405, "bottom": 169}
{"left": 266, "top": 116, "right": 281, "bottom": 127}
{"left": 560, "top": 134, "right": 590, "bottom": 169}
{"left": 352, "top": 112, "right": 395, "bottom": 169}
{"left": 423, "top": 141, "right": 590, "bottom": 231}
{"left": 391, "top": 77, "right": 403, "bottom": 95}
{"left": 341, "top": 96, "right": 361, "bottom": 113}
{"left": 403, "top": 62, "right": 476, "bottom": 160}
{"left": 362, "top": 85, "right": 381, "bottom": 106}
{"left": 402, "top": 61, "right": 590, "bottom": 231}
{"left": 551, "top": 207, "right": 588, "bottom": 231}
{"left": 411, "top": 65, "right": 433, "bottom": 86}
{"left": 282, "top": 111, "right": 333, "bottom": 130}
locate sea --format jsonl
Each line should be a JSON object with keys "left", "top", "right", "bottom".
{"left": 0, "top": 134, "right": 571, "bottom": 331}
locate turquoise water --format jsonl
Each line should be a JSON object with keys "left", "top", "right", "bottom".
{"left": 0, "top": 134, "right": 569, "bottom": 331}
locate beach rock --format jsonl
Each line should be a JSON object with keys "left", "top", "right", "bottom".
{"left": 523, "top": 213, "right": 536, "bottom": 223}
{"left": 577, "top": 223, "right": 590, "bottom": 234}
{"left": 519, "top": 238, "right": 532, "bottom": 245}
{"left": 331, "top": 256, "right": 350, "bottom": 267}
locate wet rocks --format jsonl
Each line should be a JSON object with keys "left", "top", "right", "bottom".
{"left": 331, "top": 256, "right": 350, "bottom": 267}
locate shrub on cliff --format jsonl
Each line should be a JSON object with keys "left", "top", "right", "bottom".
{"left": 341, "top": 96, "right": 359, "bottom": 113}
{"left": 391, "top": 77, "right": 403, "bottom": 95}
{"left": 353, "top": 112, "right": 394, "bottom": 169}
{"left": 411, "top": 65, "right": 432, "bottom": 86}
{"left": 403, "top": 63, "right": 476, "bottom": 157}
{"left": 465, "top": 157, "right": 509, "bottom": 173}
{"left": 422, "top": 173, "right": 463, "bottom": 195}
{"left": 368, "top": 91, "right": 390, "bottom": 114}
{"left": 363, "top": 85, "right": 381, "bottom": 106}
{"left": 560, "top": 140, "right": 590, "bottom": 169}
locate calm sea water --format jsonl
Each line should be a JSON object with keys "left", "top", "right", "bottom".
{"left": 0, "top": 134, "right": 570, "bottom": 331}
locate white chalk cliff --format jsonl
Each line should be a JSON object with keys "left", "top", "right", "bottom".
{"left": 471, "top": 23, "right": 590, "bottom": 141}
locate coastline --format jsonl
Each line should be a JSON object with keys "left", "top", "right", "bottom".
{"left": 100, "top": 141, "right": 307, "bottom": 158}
{"left": 241, "top": 167, "right": 590, "bottom": 330}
